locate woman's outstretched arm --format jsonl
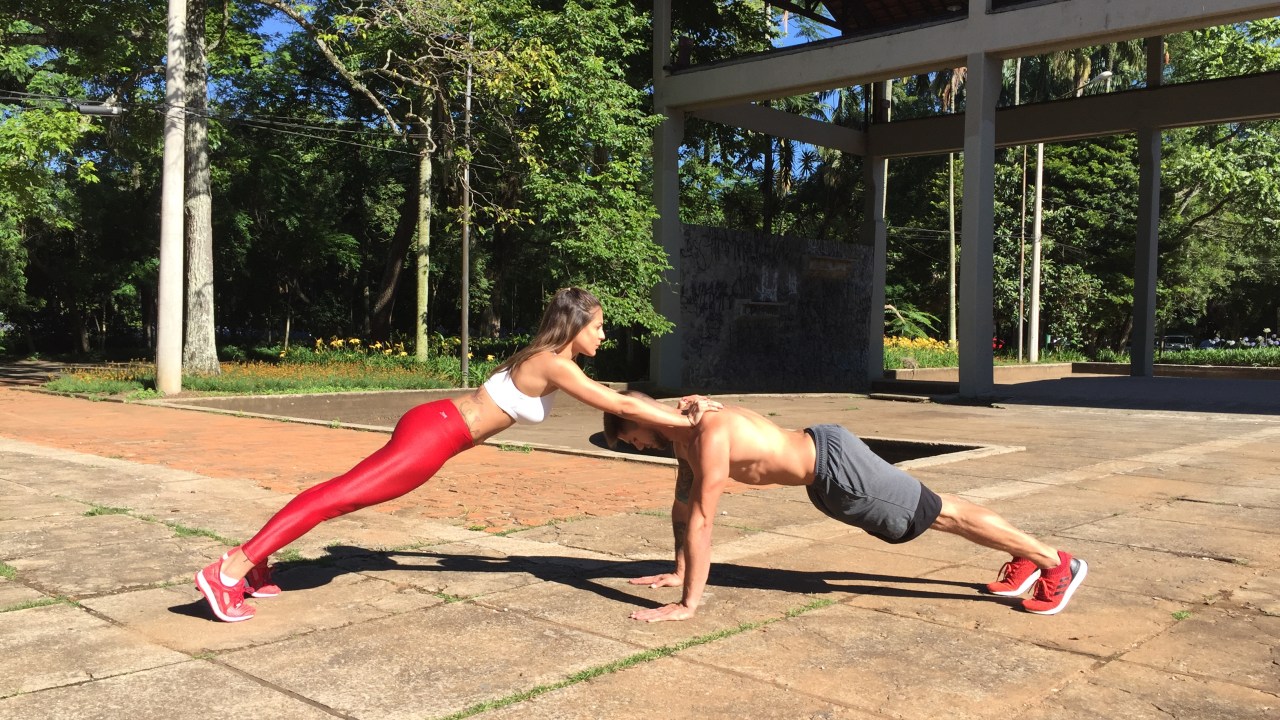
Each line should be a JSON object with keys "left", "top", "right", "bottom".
{"left": 542, "top": 355, "right": 716, "bottom": 428}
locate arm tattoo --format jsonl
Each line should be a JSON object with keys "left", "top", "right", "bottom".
{"left": 674, "top": 459, "right": 694, "bottom": 504}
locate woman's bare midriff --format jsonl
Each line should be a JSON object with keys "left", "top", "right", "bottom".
{"left": 450, "top": 386, "right": 516, "bottom": 443}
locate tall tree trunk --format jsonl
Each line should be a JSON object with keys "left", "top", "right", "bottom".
{"left": 369, "top": 163, "right": 422, "bottom": 341}
{"left": 183, "top": 0, "right": 220, "bottom": 374}
{"left": 414, "top": 118, "right": 433, "bottom": 361}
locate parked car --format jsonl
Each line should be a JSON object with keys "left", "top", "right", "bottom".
{"left": 1159, "top": 334, "right": 1194, "bottom": 351}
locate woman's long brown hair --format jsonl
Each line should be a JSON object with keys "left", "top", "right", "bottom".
{"left": 492, "top": 287, "right": 602, "bottom": 376}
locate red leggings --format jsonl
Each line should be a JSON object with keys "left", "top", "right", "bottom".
{"left": 240, "top": 399, "right": 474, "bottom": 565}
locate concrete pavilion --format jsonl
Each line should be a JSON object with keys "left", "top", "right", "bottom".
{"left": 648, "top": 0, "right": 1280, "bottom": 398}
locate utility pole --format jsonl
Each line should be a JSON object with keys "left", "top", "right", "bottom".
{"left": 1029, "top": 141, "right": 1044, "bottom": 362}
{"left": 1028, "top": 70, "right": 1113, "bottom": 363}
{"left": 459, "top": 42, "right": 474, "bottom": 387}
{"left": 157, "top": 0, "right": 187, "bottom": 394}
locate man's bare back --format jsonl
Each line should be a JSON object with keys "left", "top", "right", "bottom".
{"left": 669, "top": 406, "right": 817, "bottom": 488}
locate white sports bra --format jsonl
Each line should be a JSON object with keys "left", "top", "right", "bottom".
{"left": 483, "top": 368, "right": 556, "bottom": 424}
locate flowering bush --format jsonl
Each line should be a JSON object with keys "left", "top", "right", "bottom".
{"left": 883, "top": 336, "right": 951, "bottom": 352}
{"left": 883, "top": 335, "right": 958, "bottom": 369}
{"left": 272, "top": 337, "right": 413, "bottom": 366}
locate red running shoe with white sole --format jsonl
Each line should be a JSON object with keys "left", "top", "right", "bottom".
{"left": 244, "top": 563, "right": 280, "bottom": 598}
{"left": 1022, "top": 551, "right": 1088, "bottom": 615}
{"left": 986, "top": 556, "right": 1041, "bottom": 596}
{"left": 194, "top": 558, "right": 256, "bottom": 622}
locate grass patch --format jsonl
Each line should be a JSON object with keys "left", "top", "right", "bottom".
{"left": 273, "top": 549, "right": 304, "bottom": 564}
{"left": 493, "top": 515, "right": 588, "bottom": 536}
{"left": 163, "top": 521, "right": 239, "bottom": 546}
{"left": 490, "top": 526, "right": 529, "bottom": 537}
{"left": 0, "top": 597, "right": 69, "bottom": 613}
{"left": 434, "top": 598, "right": 831, "bottom": 720}
{"left": 0, "top": 562, "right": 15, "bottom": 580}
{"left": 83, "top": 504, "right": 131, "bottom": 517}
{"left": 45, "top": 376, "right": 146, "bottom": 396}
{"left": 497, "top": 443, "right": 534, "bottom": 453}
{"left": 1172, "top": 609, "right": 1193, "bottom": 621}
{"left": 43, "top": 354, "right": 471, "bottom": 397}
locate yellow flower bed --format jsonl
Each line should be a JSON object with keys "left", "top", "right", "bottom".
{"left": 883, "top": 336, "right": 951, "bottom": 351}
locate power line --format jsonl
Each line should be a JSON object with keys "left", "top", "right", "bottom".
{"left": 158, "top": 105, "right": 423, "bottom": 156}
{"left": 3, "top": 89, "right": 425, "bottom": 155}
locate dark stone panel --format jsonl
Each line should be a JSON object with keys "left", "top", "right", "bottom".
{"left": 680, "top": 225, "right": 872, "bottom": 392}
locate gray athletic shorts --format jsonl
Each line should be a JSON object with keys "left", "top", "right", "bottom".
{"left": 804, "top": 424, "right": 942, "bottom": 544}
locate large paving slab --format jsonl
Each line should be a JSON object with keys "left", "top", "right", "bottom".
{"left": 81, "top": 564, "right": 446, "bottom": 654}
{"left": 1060, "top": 514, "right": 1280, "bottom": 565}
{"left": 1021, "top": 535, "right": 1261, "bottom": 605}
{"left": 845, "top": 563, "right": 1184, "bottom": 658}
{"left": 0, "top": 480, "right": 84, "bottom": 521}
{"left": 0, "top": 512, "right": 179, "bottom": 559}
{"left": 0, "top": 579, "right": 46, "bottom": 610}
{"left": 725, "top": 538, "right": 966, "bottom": 605}
{"left": 0, "top": 660, "right": 336, "bottom": 720}
{"left": 218, "top": 602, "right": 638, "bottom": 720}
{"left": 328, "top": 540, "right": 585, "bottom": 599}
{"left": 1234, "top": 570, "right": 1280, "bottom": 616}
{"left": 1075, "top": 470, "right": 1280, "bottom": 507}
{"left": 474, "top": 655, "right": 884, "bottom": 719}
{"left": 477, "top": 560, "right": 825, "bottom": 649}
{"left": 1131, "top": 496, "right": 1280, "bottom": 536}
{"left": 0, "top": 604, "right": 188, "bottom": 696}
{"left": 5, "top": 530, "right": 222, "bottom": 597}
{"left": 1118, "top": 604, "right": 1280, "bottom": 694}
{"left": 678, "top": 603, "right": 1099, "bottom": 720}
{"left": 1019, "top": 660, "right": 1280, "bottom": 720}
{"left": 512, "top": 511, "right": 751, "bottom": 560}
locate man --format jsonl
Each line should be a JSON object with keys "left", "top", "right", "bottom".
{"left": 603, "top": 393, "right": 1086, "bottom": 622}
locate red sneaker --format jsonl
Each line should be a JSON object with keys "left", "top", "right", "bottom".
{"left": 986, "top": 557, "right": 1041, "bottom": 596}
{"left": 194, "top": 558, "right": 256, "bottom": 622}
{"left": 244, "top": 562, "right": 280, "bottom": 598}
{"left": 1022, "top": 551, "right": 1088, "bottom": 615}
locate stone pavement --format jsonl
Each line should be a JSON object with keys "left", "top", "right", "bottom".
{"left": 0, "top": 380, "right": 1278, "bottom": 719}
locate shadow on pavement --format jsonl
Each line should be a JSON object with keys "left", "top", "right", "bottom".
{"left": 989, "top": 375, "right": 1280, "bottom": 415}
{"left": 189, "top": 546, "right": 1013, "bottom": 619}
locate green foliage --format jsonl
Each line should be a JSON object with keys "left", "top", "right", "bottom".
{"left": 44, "top": 376, "right": 145, "bottom": 395}
{"left": 884, "top": 304, "right": 939, "bottom": 339}
{"left": 4, "top": 7, "right": 1280, "bottom": 379}
{"left": 883, "top": 344, "right": 957, "bottom": 370}
{"left": 1154, "top": 347, "right": 1280, "bottom": 368}
{"left": 83, "top": 504, "right": 130, "bottom": 517}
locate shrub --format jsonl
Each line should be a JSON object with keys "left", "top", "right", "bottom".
{"left": 883, "top": 336, "right": 957, "bottom": 369}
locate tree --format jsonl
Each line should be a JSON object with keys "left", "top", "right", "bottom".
{"left": 184, "top": 0, "right": 219, "bottom": 373}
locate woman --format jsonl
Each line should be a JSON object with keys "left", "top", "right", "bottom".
{"left": 195, "top": 287, "right": 714, "bottom": 622}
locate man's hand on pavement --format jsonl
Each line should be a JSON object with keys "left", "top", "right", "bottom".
{"left": 629, "top": 602, "right": 696, "bottom": 623}
{"left": 628, "top": 572, "right": 682, "bottom": 589}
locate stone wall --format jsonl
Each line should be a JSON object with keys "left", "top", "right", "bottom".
{"left": 679, "top": 225, "right": 873, "bottom": 392}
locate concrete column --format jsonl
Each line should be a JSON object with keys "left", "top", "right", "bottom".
{"left": 864, "top": 81, "right": 890, "bottom": 386}
{"left": 649, "top": 0, "right": 684, "bottom": 391}
{"left": 1132, "top": 37, "right": 1164, "bottom": 377}
{"left": 958, "top": 52, "right": 999, "bottom": 397}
